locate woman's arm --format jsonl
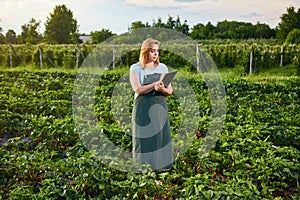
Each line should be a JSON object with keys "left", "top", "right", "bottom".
{"left": 130, "top": 70, "right": 156, "bottom": 95}
{"left": 154, "top": 82, "right": 173, "bottom": 96}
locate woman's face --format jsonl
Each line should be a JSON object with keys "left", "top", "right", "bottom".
{"left": 148, "top": 44, "right": 159, "bottom": 62}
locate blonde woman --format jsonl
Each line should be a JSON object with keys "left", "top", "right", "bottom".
{"left": 130, "top": 38, "right": 173, "bottom": 171}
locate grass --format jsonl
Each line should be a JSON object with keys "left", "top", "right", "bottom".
{"left": 218, "top": 64, "right": 298, "bottom": 82}
{"left": 0, "top": 64, "right": 80, "bottom": 74}
{"left": 1, "top": 64, "right": 298, "bottom": 83}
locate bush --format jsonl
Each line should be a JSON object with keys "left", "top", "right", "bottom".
{"left": 285, "top": 29, "right": 300, "bottom": 45}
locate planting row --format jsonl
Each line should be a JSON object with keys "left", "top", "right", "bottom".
{"left": 0, "top": 70, "right": 299, "bottom": 199}
{"left": 0, "top": 43, "right": 299, "bottom": 73}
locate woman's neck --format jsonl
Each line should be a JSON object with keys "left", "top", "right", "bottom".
{"left": 144, "top": 62, "right": 156, "bottom": 70}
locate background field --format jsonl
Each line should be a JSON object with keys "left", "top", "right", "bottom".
{"left": 0, "top": 47, "right": 299, "bottom": 199}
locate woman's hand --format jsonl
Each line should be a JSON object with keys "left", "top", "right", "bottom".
{"left": 154, "top": 81, "right": 173, "bottom": 96}
{"left": 154, "top": 81, "right": 164, "bottom": 91}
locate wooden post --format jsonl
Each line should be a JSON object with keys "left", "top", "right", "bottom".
{"left": 196, "top": 44, "right": 200, "bottom": 72}
{"left": 249, "top": 45, "right": 254, "bottom": 75}
{"left": 10, "top": 44, "right": 26, "bottom": 66}
{"left": 9, "top": 43, "right": 13, "bottom": 68}
{"left": 76, "top": 44, "right": 85, "bottom": 68}
{"left": 112, "top": 44, "right": 117, "bottom": 70}
{"left": 280, "top": 45, "right": 284, "bottom": 67}
{"left": 38, "top": 47, "right": 43, "bottom": 69}
{"left": 76, "top": 44, "right": 80, "bottom": 68}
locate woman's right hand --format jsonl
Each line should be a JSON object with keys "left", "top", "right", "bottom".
{"left": 154, "top": 81, "right": 164, "bottom": 91}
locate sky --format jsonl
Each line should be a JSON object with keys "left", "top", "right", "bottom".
{"left": 0, "top": 0, "right": 299, "bottom": 35}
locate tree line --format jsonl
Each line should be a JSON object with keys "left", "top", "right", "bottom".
{"left": 0, "top": 4, "right": 299, "bottom": 44}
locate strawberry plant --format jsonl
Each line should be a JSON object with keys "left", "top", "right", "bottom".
{"left": 0, "top": 69, "right": 299, "bottom": 199}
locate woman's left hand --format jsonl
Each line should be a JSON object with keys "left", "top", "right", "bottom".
{"left": 154, "top": 81, "right": 165, "bottom": 91}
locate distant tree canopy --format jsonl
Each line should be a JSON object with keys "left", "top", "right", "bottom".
{"left": 19, "top": 18, "right": 42, "bottom": 44}
{"left": 0, "top": 20, "right": 5, "bottom": 44}
{"left": 128, "top": 21, "right": 151, "bottom": 31}
{"left": 276, "top": 6, "right": 300, "bottom": 43}
{"left": 44, "top": 4, "right": 78, "bottom": 44}
{"left": 5, "top": 29, "right": 17, "bottom": 44}
{"left": 0, "top": 34, "right": 4, "bottom": 44}
{"left": 190, "top": 20, "right": 275, "bottom": 40}
{"left": 129, "top": 15, "right": 189, "bottom": 35}
{"left": 129, "top": 17, "right": 275, "bottom": 40}
{"left": 285, "top": 28, "right": 300, "bottom": 44}
{"left": 90, "top": 28, "right": 116, "bottom": 43}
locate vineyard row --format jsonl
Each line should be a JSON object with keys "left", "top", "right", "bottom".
{"left": 0, "top": 43, "right": 299, "bottom": 73}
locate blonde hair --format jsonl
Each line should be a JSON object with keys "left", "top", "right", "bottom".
{"left": 139, "top": 38, "right": 160, "bottom": 69}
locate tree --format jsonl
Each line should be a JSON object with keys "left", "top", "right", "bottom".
{"left": 6, "top": 29, "right": 17, "bottom": 44}
{"left": 152, "top": 15, "right": 189, "bottom": 35}
{"left": 19, "top": 18, "right": 42, "bottom": 44}
{"left": 152, "top": 17, "right": 167, "bottom": 29}
{"left": 44, "top": 4, "right": 78, "bottom": 44}
{"left": 175, "top": 16, "right": 189, "bottom": 35}
{"left": 191, "top": 20, "right": 275, "bottom": 40}
{"left": 90, "top": 28, "right": 116, "bottom": 43}
{"left": 128, "top": 21, "right": 150, "bottom": 32}
{"left": 166, "top": 15, "right": 176, "bottom": 29}
{"left": 215, "top": 20, "right": 236, "bottom": 39}
{"left": 285, "top": 28, "right": 300, "bottom": 44}
{"left": 276, "top": 6, "right": 300, "bottom": 43}
{"left": 205, "top": 22, "right": 216, "bottom": 39}
{"left": 0, "top": 33, "right": 4, "bottom": 44}
{"left": 191, "top": 22, "right": 216, "bottom": 40}
{"left": 190, "top": 23, "right": 207, "bottom": 40}
{"left": 255, "top": 22, "right": 275, "bottom": 39}
{"left": 0, "top": 19, "right": 5, "bottom": 44}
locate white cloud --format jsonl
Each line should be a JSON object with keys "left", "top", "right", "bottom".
{"left": 175, "top": 0, "right": 202, "bottom": 2}
{"left": 0, "top": 0, "right": 58, "bottom": 33}
{"left": 0, "top": 0, "right": 299, "bottom": 34}
{"left": 125, "top": 0, "right": 203, "bottom": 8}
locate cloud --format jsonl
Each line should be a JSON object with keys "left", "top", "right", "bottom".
{"left": 175, "top": 0, "right": 202, "bottom": 2}
{"left": 239, "top": 12, "right": 261, "bottom": 18}
{"left": 1, "top": 0, "right": 298, "bottom": 34}
{"left": 124, "top": 0, "right": 203, "bottom": 8}
{"left": 0, "top": 0, "right": 51, "bottom": 33}
{"left": 125, "top": 0, "right": 176, "bottom": 8}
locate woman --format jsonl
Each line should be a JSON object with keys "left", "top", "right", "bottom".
{"left": 130, "top": 38, "right": 173, "bottom": 171}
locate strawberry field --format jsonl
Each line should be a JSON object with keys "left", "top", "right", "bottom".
{"left": 0, "top": 69, "right": 299, "bottom": 199}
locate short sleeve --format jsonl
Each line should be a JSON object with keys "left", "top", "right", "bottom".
{"left": 159, "top": 63, "right": 168, "bottom": 73}
{"left": 130, "top": 63, "right": 141, "bottom": 74}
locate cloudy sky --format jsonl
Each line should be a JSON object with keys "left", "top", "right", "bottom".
{"left": 0, "top": 0, "right": 299, "bottom": 35}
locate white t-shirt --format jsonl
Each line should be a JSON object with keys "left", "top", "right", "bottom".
{"left": 130, "top": 63, "right": 168, "bottom": 97}
{"left": 130, "top": 63, "right": 168, "bottom": 85}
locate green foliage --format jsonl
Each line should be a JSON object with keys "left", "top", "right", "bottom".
{"left": 44, "top": 4, "right": 78, "bottom": 44}
{"left": 276, "top": 6, "right": 300, "bottom": 43}
{"left": 0, "top": 70, "right": 299, "bottom": 199}
{"left": 128, "top": 21, "right": 151, "bottom": 31}
{"left": 0, "top": 33, "right": 5, "bottom": 44}
{"left": 191, "top": 20, "right": 275, "bottom": 40}
{"left": 90, "top": 29, "right": 116, "bottom": 43}
{"left": 285, "top": 28, "right": 300, "bottom": 44}
{"left": 129, "top": 15, "right": 190, "bottom": 35}
{"left": 19, "top": 18, "right": 42, "bottom": 44}
{"left": 5, "top": 30, "right": 17, "bottom": 44}
{"left": 0, "top": 43, "right": 299, "bottom": 74}
{"left": 0, "top": 44, "right": 95, "bottom": 68}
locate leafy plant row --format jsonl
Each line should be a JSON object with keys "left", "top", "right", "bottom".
{"left": 0, "top": 70, "right": 299, "bottom": 199}
{"left": 0, "top": 43, "right": 299, "bottom": 74}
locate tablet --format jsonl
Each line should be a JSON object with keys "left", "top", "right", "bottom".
{"left": 161, "top": 71, "right": 177, "bottom": 87}
{"left": 143, "top": 71, "right": 177, "bottom": 87}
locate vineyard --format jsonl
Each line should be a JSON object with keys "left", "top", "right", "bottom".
{"left": 0, "top": 66, "right": 299, "bottom": 199}
{"left": 0, "top": 43, "right": 300, "bottom": 75}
